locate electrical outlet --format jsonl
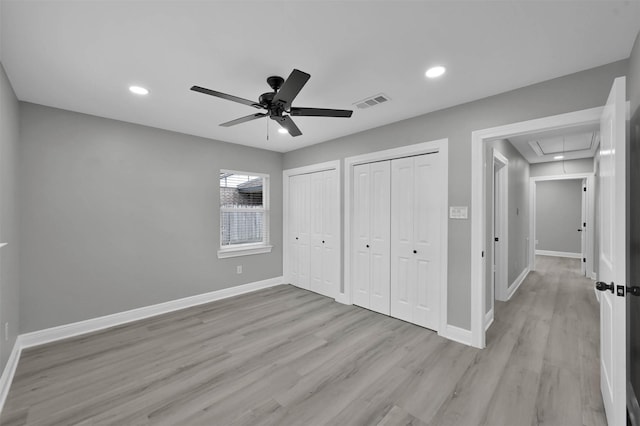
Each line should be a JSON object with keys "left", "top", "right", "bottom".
{"left": 4, "top": 323, "right": 8, "bottom": 341}
{"left": 236, "top": 265, "right": 242, "bottom": 274}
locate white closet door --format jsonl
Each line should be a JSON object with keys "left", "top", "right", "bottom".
{"left": 320, "top": 169, "right": 339, "bottom": 298}
{"left": 352, "top": 164, "right": 372, "bottom": 308}
{"left": 412, "top": 153, "right": 441, "bottom": 329}
{"left": 295, "top": 173, "right": 311, "bottom": 290}
{"left": 390, "top": 157, "right": 415, "bottom": 322}
{"left": 309, "top": 171, "right": 325, "bottom": 295}
{"left": 369, "top": 161, "right": 391, "bottom": 315}
{"left": 288, "top": 174, "right": 300, "bottom": 287}
{"left": 391, "top": 153, "right": 441, "bottom": 330}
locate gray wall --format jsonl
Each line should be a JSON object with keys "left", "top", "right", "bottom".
{"left": 484, "top": 140, "right": 529, "bottom": 313}
{"left": 19, "top": 103, "right": 283, "bottom": 332}
{"left": 535, "top": 180, "right": 583, "bottom": 253}
{"left": 0, "top": 63, "right": 20, "bottom": 369}
{"left": 529, "top": 158, "right": 594, "bottom": 177}
{"left": 283, "top": 59, "right": 628, "bottom": 330}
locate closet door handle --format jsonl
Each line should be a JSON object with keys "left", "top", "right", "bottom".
{"left": 366, "top": 244, "right": 370, "bottom": 248}
{"left": 295, "top": 237, "right": 299, "bottom": 240}
{"left": 413, "top": 250, "right": 417, "bottom": 254}
{"left": 322, "top": 240, "right": 325, "bottom": 244}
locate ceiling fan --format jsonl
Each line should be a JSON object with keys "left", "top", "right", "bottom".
{"left": 190, "top": 69, "right": 353, "bottom": 137}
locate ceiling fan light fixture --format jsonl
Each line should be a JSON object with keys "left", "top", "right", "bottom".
{"left": 554, "top": 155, "right": 565, "bottom": 160}
{"left": 278, "top": 127, "right": 289, "bottom": 134}
{"left": 425, "top": 66, "right": 446, "bottom": 79}
{"left": 129, "top": 85, "right": 149, "bottom": 95}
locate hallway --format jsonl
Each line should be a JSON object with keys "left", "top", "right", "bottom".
{"left": 486, "top": 255, "right": 605, "bottom": 425}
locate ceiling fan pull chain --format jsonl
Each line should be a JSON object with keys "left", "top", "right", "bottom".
{"left": 266, "top": 117, "right": 269, "bottom": 142}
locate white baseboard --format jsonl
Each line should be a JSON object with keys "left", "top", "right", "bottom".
{"left": 439, "top": 324, "right": 473, "bottom": 346}
{"left": 590, "top": 272, "right": 597, "bottom": 280}
{"left": 535, "top": 250, "right": 581, "bottom": 259}
{"left": 0, "top": 337, "right": 23, "bottom": 415}
{"left": 20, "top": 276, "right": 283, "bottom": 349}
{"left": 506, "top": 267, "right": 530, "bottom": 301}
{"left": 484, "top": 309, "right": 494, "bottom": 331}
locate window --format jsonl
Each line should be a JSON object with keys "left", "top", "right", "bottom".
{"left": 218, "top": 170, "right": 272, "bottom": 258}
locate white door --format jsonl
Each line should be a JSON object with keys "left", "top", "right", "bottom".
{"left": 309, "top": 169, "right": 338, "bottom": 298}
{"left": 292, "top": 173, "right": 310, "bottom": 290}
{"left": 352, "top": 163, "right": 372, "bottom": 308}
{"left": 309, "top": 172, "right": 325, "bottom": 295}
{"left": 597, "top": 76, "right": 626, "bottom": 426}
{"left": 321, "top": 169, "right": 339, "bottom": 299}
{"left": 581, "top": 179, "right": 587, "bottom": 276}
{"left": 390, "top": 153, "right": 441, "bottom": 330}
{"left": 352, "top": 162, "right": 390, "bottom": 313}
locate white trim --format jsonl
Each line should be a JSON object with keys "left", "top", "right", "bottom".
{"left": 535, "top": 250, "right": 581, "bottom": 259}
{"left": 217, "top": 244, "right": 273, "bottom": 259}
{"left": 19, "top": 276, "right": 283, "bottom": 349}
{"left": 282, "top": 160, "right": 341, "bottom": 298}
{"left": 0, "top": 243, "right": 7, "bottom": 249}
{"left": 440, "top": 325, "right": 473, "bottom": 346}
{"left": 590, "top": 272, "right": 597, "bottom": 280}
{"left": 484, "top": 308, "right": 494, "bottom": 331}
{"left": 0, "top": 337, "right": 23, "bottom": 415}
{"left": 471, "top": 106, "right": 604, "bottom": 349}
{"left": 506, "top": 267, "right": 530, "bottom": 301}
{"left": 343, "top": 139, "right": 449, "bottom": 335}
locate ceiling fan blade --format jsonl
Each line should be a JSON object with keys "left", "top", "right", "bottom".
{"left": 272, "top": 69, "right": 310, "bottom": 109}
{"left": 290, "top": 107, "right": 353, "bottom": 118}
{"left": 272, "top": 115, "right": 302, "bottom": 137}
{"left": 220, "top": 113, "right": 267, "bottom": 127}
{"left": 191, "top": 86, "right": 262, "bottom": 108}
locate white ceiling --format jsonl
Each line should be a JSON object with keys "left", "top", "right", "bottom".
{"left": 1, "top": 1, "right": 639, "bottom": 153}
{"left": 508, "top": 124, "right": 600, "bottom": 164}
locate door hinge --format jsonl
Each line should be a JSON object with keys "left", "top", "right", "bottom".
{"left": 481, "top": 251, "right": 485, "bottom": 258}
{"left": 584, "top": 187, "right": 587, "bottom": 192}
{"left": 494, "top": 237, "right": 499, "bottom": 242}
{"left": 583, "top": 258, "right": 586, "bottom": 263}
{"left": 583, "top": 222, "right": 586, "bottom": 227}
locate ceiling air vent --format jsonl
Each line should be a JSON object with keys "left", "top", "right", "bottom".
{"left": 354, "top": 93, "right": 391, "bottom": 109}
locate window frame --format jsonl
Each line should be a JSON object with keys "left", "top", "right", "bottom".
{"left": 217, "top": 169, "right": 272, "bottom": 259}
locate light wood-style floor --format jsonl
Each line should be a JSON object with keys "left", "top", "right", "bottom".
{"left": 1, "top": 256, "right": 605, "bottom": 425}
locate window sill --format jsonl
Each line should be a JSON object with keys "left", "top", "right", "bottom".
{"left": 217, "top": 244, "right": 273, "bottom": 259}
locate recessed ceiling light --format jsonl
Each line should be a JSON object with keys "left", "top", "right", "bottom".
{"left": 554, "top": 155, "right": 564, "bottom": 160}
{"left": 129, "top": 86, "right": 149, "bottom": 95}
{"left": 278, "top": 128, "right": 289, "bottom": 134}
{"left": 425, "top": 66, "right": 446, "bottom": 79}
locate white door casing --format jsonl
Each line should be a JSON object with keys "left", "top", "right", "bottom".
{"left": 581, "top": 179, "right": 587, "bottom": 276}
{"left": 598, "top": 76, "right": 626, "bottom": 426}
{"left": 492, "top": 150, "right": 509, "bottom": 302}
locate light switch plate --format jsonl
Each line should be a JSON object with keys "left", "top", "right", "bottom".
{"left": 449, "top": 206, "right": 468, "bottom": 219}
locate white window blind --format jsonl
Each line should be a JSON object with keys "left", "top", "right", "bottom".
{"left": 219, "top": 171, "right": 270, "bottom": 254}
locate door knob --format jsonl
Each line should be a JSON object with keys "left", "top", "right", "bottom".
{"left": 296, "top": 237, "right": 299, "bottom": 240}
{"left": 413, "top": 250, "right": 417, "bottom": 254}
{"left": 577, "top": 229, "right": 582, "bottom": 232}
{"left": 596, "top": 281, "right": 614, "bottom": 293}
{"left": 366, "top": 244, "right": 370, "bottom": 248}
{"left": 322, "top": 240, "right": 325, "bottom": 244}
{"left": 627, "top": 286, "right": 640, "bottom": 296}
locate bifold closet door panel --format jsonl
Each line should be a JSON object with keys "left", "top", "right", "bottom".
{"left": 352, "top": 164, "right": 372, "bottom": 308}
{"left": 369, "top": 161, "right": 391, "bottom": 315}
{"left": 309, "top": 172, "right": 325, "bottom": 295}
{"left": 412, "top": 153, "right": 441, "bottom": 330}
{"left": 320, "top": 170, "right": 339, "bottom": 298}
{"left": 288, "top": 175, "right": 300, "bottom": 287}
{"left": 390, "top": 153, "right": 441, "bottom": 330}
{"left": 390, "top": 157, "right": 415, "bottom": 322}
{"left": 309, "top": 169, "right": 338, "bottom": 298}
{"left": 291, "top": 173, "right": 311, "bottom": 290}
{"left": 351, "top": 161, "right": 391, "bottom": 314}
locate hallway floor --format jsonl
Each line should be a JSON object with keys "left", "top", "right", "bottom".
{"left": 1, "top": 256, "right": 605, "bottom": 425}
